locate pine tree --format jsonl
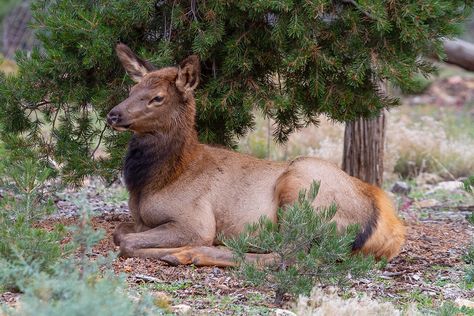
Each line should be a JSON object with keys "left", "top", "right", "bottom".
{"left": 223, "top": 181, "right": 375, "bottom": 304}
{"left": 0, "top": 0, "right": 472, "bottom": 184}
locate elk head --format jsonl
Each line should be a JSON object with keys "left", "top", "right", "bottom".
{"left": 107, "top": 43, "right": 200, "bottom": 134}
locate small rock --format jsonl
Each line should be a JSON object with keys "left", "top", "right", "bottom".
{"left": 172, "top": 304, "right": 192, "bottom": 315}
{"left": 447, "top": 76, "right": 463, "bottom": 85}
{"left": 414, "top": 199, "right": 440, "bottom": 209}
{"left": 455, "top": 298, "right": 474, "bottom": 308}
{"left": 391, "top": 181, "right": 411, "bottom": 195}
{"left": 134, "top": 274, "right": 160, "bottom": 283}
{"left": 427, "top": 181, "right": 464, "bottom": 194}
{"left": 274, "top": 309, "right": 297, "bottom": 316}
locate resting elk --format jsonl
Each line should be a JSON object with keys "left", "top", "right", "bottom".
{"left": 107, "top": 43, "right": 406, "bottom": 267}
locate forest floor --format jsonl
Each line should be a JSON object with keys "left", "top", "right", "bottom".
{"left": 1, "top": 177, "right": 472, "bottom": 315}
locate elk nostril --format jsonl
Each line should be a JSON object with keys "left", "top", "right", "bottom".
{"left": 107, "top": 111, "right": 122, "bottom": 125}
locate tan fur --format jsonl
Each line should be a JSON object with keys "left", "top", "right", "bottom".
{"left": 107, "top": 44, "right": 406, "bottom": 266}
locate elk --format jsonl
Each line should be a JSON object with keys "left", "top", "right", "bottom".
{"left": 107, "top": 43, "right": 406, "bottom": 267}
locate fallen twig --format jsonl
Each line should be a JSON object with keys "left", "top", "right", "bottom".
{"left": 134, "top": 274, "right": 160, "bottom": 283}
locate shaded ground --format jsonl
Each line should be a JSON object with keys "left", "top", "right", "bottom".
{"left": 4, "top": 190, "right": 469, "bottom": 315}
{"left": 355, "top": 219, "right": 473, "bottom": 306}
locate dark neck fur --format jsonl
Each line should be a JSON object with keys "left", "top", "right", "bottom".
{"left": 123, "top": 129, "right": 196, "bottom": 194}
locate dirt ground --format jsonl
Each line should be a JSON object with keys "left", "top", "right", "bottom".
{"left": 2, "top": 200, "right": 468, "bottom": 315}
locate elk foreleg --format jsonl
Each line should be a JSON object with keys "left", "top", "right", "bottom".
{"left": 113, "top": 222, "right": 136, "bottom": 246}
{"left": 129, "top": 246, "right": 278, "bottom": 268}
{"left": 118, "top": 222, "right": 278, "bottom": 267}
{"left": 118, "top": 221, "right": 209, "bottom": 257}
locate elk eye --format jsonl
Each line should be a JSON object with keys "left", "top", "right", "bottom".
{"left": 150, "top": 96, "right": 164, "bottom": 104}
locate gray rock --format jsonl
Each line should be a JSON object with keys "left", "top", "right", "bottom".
{"left": 391, "top": 181, "right": 411, "bottom": 195}
{"left": 427, "top": 181, "right": 464, "bottom": 194}
{"left": 172, "top": 304, "right": 192, "bottom": 315}
{"left": 274, "top": 309, "right": 297, "bottom": 316}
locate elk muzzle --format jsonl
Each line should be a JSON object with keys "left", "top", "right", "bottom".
{"left": 107, "top": 108, "right": 131, "bottom": 131}
{"left": 107, "top": 109, "right": 121, "bottom": 125}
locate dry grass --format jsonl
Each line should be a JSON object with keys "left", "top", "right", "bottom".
{"left": 0, "top": 55, "right": 17, "bottom": 74}
{"left": 238, "top": 103, "right": 474, "bottom": 181}
{"left": 294, "top": 287, "right": 419, "bottom": 316}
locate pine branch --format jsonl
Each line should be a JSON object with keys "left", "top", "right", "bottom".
{"left": 90, "top": 124, "right": 107, "bottom": 159}
{"left": 340, "top": 0, "right": 377, "bottom": 20}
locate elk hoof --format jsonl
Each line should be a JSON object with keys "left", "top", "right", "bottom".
{"left": 160, "top": 254, "right": 181, "bottom": 266}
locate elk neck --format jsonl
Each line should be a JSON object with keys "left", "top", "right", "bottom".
{"left": 123, "top": 103, "right": 198, "bottom": 194}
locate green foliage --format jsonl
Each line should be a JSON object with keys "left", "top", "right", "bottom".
{"left": 467, "top": 212, "right": 474, "bottom": 226}
{"left": 223, "top": 181, "right": 374, "bottom": 304}
{"left": 464, "top": 175, "right": 474, "bottom": 193}
{"left": 464, "top": 244, "right": 474, "bottom": 286}
{"left": 0, "top": 0, "right": 472, "bottom": 184}
{"left": 438, "top": 301, "right": 474, "bottom": 316}
{"left": 1, "top": 198, "right": 165, "bottom": 316}
{"left": 3, "top": 268, "right": 158, "bottom": 316}
{"left": 400, "top": 73, "right": 433, "bottom": 95}
{"left": 464, "top": 177, "right": 474, "bottom": 287}
{"left": 464, "top": 244, "right": 474, "bottom": 265}
{"left": 0, "top": 156, "right": 66, "bottom": 290}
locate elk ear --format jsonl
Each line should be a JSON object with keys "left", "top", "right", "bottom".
{"left": 176, "top": 55, "right": 200, "bottom": 93}
{"left": 116, "top": 43, "right": 155, "bottom": 82}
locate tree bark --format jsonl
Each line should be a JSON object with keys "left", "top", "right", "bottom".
{"left": 342, "top": 112, "right": 386, "bottom": 187}
{"left": 443, "top": 39, "right": 474, "bottom": 71}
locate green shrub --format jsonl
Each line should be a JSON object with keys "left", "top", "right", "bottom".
{"left": 0, "top": 157, "right": 66, "bottom": 290}
{"left": 223, "top": 181, "right": 375, "bottom": 304}
{"left": 464, "top": 176, "right": 474, "bottom": 193}
{"left": 2, "top": 196, "right": 165, "bottom": 316}
{"left": 3, "top": 259, "right": 164, "bottom": 316}
{"left": 0, "top": 151, "right": 165, "bottom": 314}
{"left": 438, "top": 301, "right": 474, "bottom": 316}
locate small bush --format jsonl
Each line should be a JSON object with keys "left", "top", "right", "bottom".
{"left": 2, "top": 197, "right": 165, "bottom": 316}
{"left": 223, "top": 181, "right": 375, "bottom": 304}
{"left": 464, "top": 176, "right": 474, "bottom": 193}
{"left": 0, "top": 157, "right": 66, "bottom": 290}
{"left": 0, "top": 150, "right": 164, "bottom": 314}
{"left": 7, "top": 269, "right": 153, "bottom": 316}
{"left": 438, "top": 301, "right": 474, "bottom": 316}
{"left": 463, "top": 243, "right": 474, "bottom": 286}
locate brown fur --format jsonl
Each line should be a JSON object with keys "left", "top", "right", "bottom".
{"left": 107, "top": 44, "right": 406, "bottom": 266}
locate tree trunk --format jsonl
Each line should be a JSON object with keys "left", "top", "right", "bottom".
{"left": 443, "top": 39, "right": 474, "bottom": 71}
{"left": 342, "top": 112, "right": 386, "bottom": 187}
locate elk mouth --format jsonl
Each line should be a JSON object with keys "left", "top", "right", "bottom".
{"left": 111, "top": 123, "right": 132, "bottom": 131}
